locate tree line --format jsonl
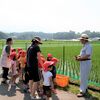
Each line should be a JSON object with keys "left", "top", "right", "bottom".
{"left": 0, "top": 30, "right": 100, "bottom": 40}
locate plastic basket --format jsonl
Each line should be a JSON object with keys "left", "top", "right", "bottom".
{"left": 56, "top": 74, "right": 69, "bottom": 87}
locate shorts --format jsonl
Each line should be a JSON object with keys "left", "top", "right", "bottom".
{"left": 2, "top": 67, "right": 9, "bottom": 79}
{"left": 28, "top": 67, "right": 40, "bottom": 82}
{"left": 43, "top": 85, "right": 51, "bottom": 97}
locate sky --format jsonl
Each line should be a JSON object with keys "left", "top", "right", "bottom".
{"left": 0, "top": 0, "right": 100, "bottom": 33}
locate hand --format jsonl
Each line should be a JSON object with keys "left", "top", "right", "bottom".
{"left": 75, "top": 55, "right": 81, "bottom": 61}
{"left": 74, "top": 56, "right": 78, "bottom": 60}
{"left": 76, "top": 56, "right": 82, "bottom": 61}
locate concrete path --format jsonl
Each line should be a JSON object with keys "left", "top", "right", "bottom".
{"left": 0, "top": 68, "right": 98, "bottom": 100}
{"left": 0, "top": 81, "right": 89, "bottom": 100}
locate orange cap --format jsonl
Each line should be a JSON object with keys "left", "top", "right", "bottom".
{"left": 47, "top": 53, "right": 53, "bottom": 58}
{"left": 11, "top": 48, "right": 16, "bottom": 52}
{"left": 43, "top": 61, "right": 54, "bottom": 71}
{"left": 51, "top": 57, "right": 59, "bottom": 63}
{"left": 10, "top": 52, "right": 16, "bottom": 60}
{"left": 21, "top": 50, "right": 26, "bottom": 57}
{"left": 17, "top": 48, "right": 22, "bottom": 53}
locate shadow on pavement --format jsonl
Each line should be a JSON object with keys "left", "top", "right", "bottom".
{"left": 52, "top": 94, "right": 59, "bottom": 100}
{"left": 0, "top": 83, "right": 16, "bottom": 97}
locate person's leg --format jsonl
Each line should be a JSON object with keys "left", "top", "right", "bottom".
{"left": 23, "top": 73, "right": 29, "bottom": 92}
{"left": 29, "top": 80, "right": 33, "bottom": 93}
{"left": 2, "top": 67, "right": 9, "bottom": 82}
{"left": 77, "top": 61, "right": 91, "bottom": 97}
{"left": 31, "top": 82, "right": 38, "bottom": 96}
{"left": 80, "top": 62, "right": 91, "bottom": 93}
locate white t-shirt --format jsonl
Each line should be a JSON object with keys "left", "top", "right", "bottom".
{"left": 42, "top": 71, "right": 53, "bottom": 86}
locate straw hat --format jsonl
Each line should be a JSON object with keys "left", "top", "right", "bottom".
{"left": 79, "top": 34, "right": 89, "bottom": 41}
{"left": 32, "top": 37, "right": 42, "bottom": 44}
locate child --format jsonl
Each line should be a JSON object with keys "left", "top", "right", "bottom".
{"left": 0, "top": 38, "right": 13, "bottom": 84}
{"left": 22, "top": 63, "right": 30, "bottom": 93}
{"left": 17, "top": 48, "right": 23, "bottom": 59}
{"left": 11, "top": 48, "right": 16, "bottom": 53}
{"left": 42, "top": 61, "right": 54, "bottom": 100}
{"left": 37, "top": 54, "right": 46, "bottom": 96}
{"left": 18, "top": 50, "right": 26, "bottom": 81}
{"left": 10, "top": 52, "right": 18, "bottom": 85}
{"left": 51, "top": 57, "right": 59, "bottom": 93}
{"left": 17, "top": 48, "right": 22, "bottom": 53}
{"left": 38, "top": 54, "right": 46, "bottom": 79}
{"left": 16, "top": 49, "right": 23, "bottom": 76}
{"left": 47, "top": 54, "right": 59, "bottom": 93}
{"left": 47, "top": 53, "right": 53, "bottom": 61}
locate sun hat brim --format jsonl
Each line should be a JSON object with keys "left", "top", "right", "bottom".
{"left": 79, "top": 37, "right": 89, "bottom": 41}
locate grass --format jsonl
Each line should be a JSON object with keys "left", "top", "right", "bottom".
{"left": 64, "top": 84, "right": 100, "bottom": 100}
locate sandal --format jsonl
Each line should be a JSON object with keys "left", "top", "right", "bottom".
{"left": 77, "top": 92, "right": 85, "bottom": 97}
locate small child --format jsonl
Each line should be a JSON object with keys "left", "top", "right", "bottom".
{"left": 17, "top": 48, "right": 23, "bottom": 59}
{"left": 47, "top": 53, "right": 53, "bottom": 61}
{"left": 37, "top": 54, "right": 46, "bottom": 96}
{"left": 10, "top": 52, "right": 18, "bottom": 85}
{"left": 42, "top": 61, "right": 54, "bottom": 100}
{"left": 47, "top": 54, "right": 59, "bottom": 93}
{"left": 22, "top": 63, "right": 30, "bottom": 93}
{"left": 38, "top": 54, "right": 46, "bottom": 79}
{"left": 18, "top": 50, "right": 26, "bottom": 81}
{"left": 51, "top": 57, "right": 59, "bottom": 93}
{"left": 11, "top": 48, "right": 16, "bottom": 53}
{"left": 16, "top": 48, "right": 23, "bottom": 74}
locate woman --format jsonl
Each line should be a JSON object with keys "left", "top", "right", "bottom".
{"left": 0, "top": 38, "right": 13, "bottom": 84}
{"left": 27, "top": 37, "right": 43, "bottom": 99}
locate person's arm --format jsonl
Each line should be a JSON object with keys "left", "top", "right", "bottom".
{"left": 5, "top": 45, "right": 10, "bottom": 57}
{"left": 10, "top": 62, "right": 14, "bottom": 72}
{"left": 49, "top": 76, "right": 54, "bottom": 89}
{"left": 76, "top": 46, "right": 92, "bottom": 61}
{"left": 37, "top": 52, "right": 43, "bottom": 68}
{"left": 76, "top": 55, "right": 90, "bottom": 61}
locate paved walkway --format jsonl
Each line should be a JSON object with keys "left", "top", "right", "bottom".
{"left": 0, "top": 68, "right": 98, "bottom": 100}
{"left": 0, "top": 80, "right": 90, "bottom": 100}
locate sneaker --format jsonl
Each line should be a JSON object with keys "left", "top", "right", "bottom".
{"left": 36, "top": 96, "right": 41, "bottom": 99}
{"left": 23, "top": 88, "right": 28, "bottom": 93}
{"left": 31, "top": 96, "right": 36, "bottom": 99}
{"left": 1, "top": 81, "right": 7, "bottom": 84}
{"left": 77, "top": 92, "right": 86, "bottom": 97}
{"left": 52, "top": 89, "right": 57, "bottom": 94}
{"left": 11, "top": 83, "right": 16, "bottom": 86}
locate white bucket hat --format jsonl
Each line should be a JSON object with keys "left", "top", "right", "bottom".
{"left": 79, "top": 34, "right": 89, "bottom": 41}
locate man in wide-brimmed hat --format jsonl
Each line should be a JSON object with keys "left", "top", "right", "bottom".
{"left": 75, "top": 34, "right": 92, "bottom": 97}
{"left": 27, "top": 36, "right": 43, "bottom": 99}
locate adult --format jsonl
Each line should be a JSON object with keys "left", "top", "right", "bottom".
{"left": 0, "top": 38, "right": 13, "bottom": 84}
{"left": 27, "top": 37, "right": 43, "bottom": 99}
{"left": 75, "top": 34, "right": 92, "bottom": 97}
